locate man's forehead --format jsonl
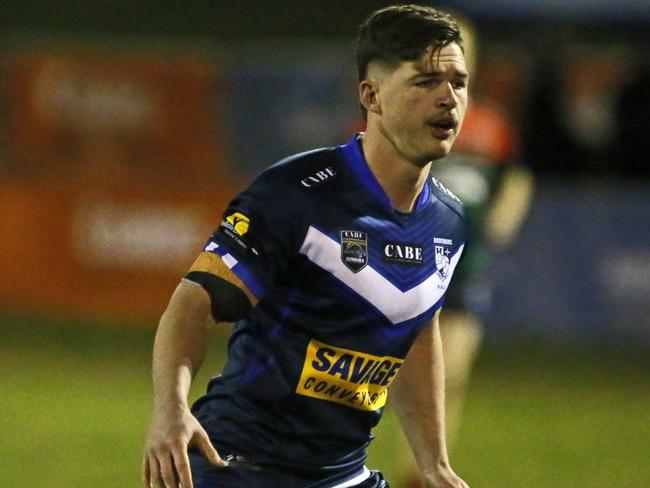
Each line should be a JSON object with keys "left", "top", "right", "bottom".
{"left": 415, "top": 43, "right": 467, "bottom": 72}
{"left": 365, "top": 43, "right": 467, "bottom": 79}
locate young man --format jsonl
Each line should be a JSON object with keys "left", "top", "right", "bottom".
{"left": 143, "top": 5, "right": 471, "bottom": 488}
{"left": 429, "top": 14, "right": 534, "bottom": 444}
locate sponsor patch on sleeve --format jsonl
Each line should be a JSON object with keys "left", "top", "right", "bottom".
{"left": 224, "top": 212, "right": 250, "bottom": 236}
{"left": 296, "top": 339, "right": 403, "bottom": 411}
{"left": 218, "top": 212, "right": 253, "bottom": 251}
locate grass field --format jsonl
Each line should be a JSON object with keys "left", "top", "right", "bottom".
{"left": 2, "top": 313, "right": 649, "bottom": 488}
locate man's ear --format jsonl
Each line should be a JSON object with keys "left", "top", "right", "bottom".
{"left": 359, "top": 80, "right": 382, "bottom": 115}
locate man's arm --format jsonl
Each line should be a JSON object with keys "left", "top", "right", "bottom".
{"left": 142, "top": 281, "right": 226, "bottom": 488}
{"left": 390, "top": 309, "right": 470, "bottom": 488}
{"left": 484, "top": 165, "right": 534, "bottom": 250}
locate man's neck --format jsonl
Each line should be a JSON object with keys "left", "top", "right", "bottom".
{"left": 360, "top": 131, "right": 431, "bottom": 213}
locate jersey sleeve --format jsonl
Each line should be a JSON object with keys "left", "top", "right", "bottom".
{"left": 198, "top": 170, "right": 305, "bottom": 300}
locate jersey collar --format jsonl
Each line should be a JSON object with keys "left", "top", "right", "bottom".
{"left": 340, "top": 133, "right": 430, "bottom": 214}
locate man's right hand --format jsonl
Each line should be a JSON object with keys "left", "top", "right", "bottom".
{"left": 142, "top": 406, "right": 226, "bottom": 488}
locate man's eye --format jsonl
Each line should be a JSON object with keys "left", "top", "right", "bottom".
{"left": 453, "top": 81, "right": 467, "bottom": 89}
{"left": 416, "top": 79, "right": 438, "bottom": 87}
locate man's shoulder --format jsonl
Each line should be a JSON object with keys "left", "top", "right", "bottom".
{"left": 255, "top": 144, "right": 344, "bottom": 193}
{"left": 429, "top": 175, "right": 466, "bottom": 222}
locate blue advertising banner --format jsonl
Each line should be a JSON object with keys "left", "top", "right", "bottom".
{"left": 486, "top": 184, "right": 650, "bottom": 340}
{"left": 438, "top": 0, "right": 650, "bottom": 20}
{"left": 222, "top": 47, "right": 359, "bottom": 175}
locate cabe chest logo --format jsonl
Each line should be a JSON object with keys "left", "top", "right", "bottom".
{"left": 384, "top": 242, "right": 423, "bottom": 265}
{"left": 296, "top": 339, "right": 403, "bottom": 411}
{"left": 340, "top": 230, "right": 368, "bottom": 273}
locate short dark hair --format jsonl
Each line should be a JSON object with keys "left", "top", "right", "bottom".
{"left": 356, "top": 4, "right": 462, "bottom": 82}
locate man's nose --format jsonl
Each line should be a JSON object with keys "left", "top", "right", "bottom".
{"left": 436, "top": 83, "right": 458, "bottom": 109}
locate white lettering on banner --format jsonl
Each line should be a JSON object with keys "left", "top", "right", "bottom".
{"left": 72, "top": 200, "right": 209, "bottom": 271}
{"left": 33, "top": 63, "right": 157, "bottom": 132}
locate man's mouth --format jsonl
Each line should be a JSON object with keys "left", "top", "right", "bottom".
{"left": 428, "top": 116, "right": 458, "bottom": 139}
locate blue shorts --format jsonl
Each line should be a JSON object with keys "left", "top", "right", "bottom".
{"left": 189, "top": 450, "right": 389, "bottom": 488}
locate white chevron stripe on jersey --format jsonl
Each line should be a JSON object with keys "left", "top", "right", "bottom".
{"left": 299, "top": 226, "right": 464, "bottom": 324}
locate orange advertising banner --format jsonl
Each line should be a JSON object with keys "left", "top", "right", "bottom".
{"left": 0, "top": 176, "right": 240, "bottom": 321}
{"left": 0, "top": 46, "right": 245, "bottom": 322}
{"left": 4, "top": 49, "right": 230, "bottom": 185}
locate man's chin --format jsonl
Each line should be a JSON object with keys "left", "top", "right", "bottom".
{"left": 426, "top": 142, "right": 453, "bottom": 162}
{"left": 408, "top": 139, "right": 454, "bottom": 166}
{"left": 411, "top": 150, "right": 448, "bottom": 168}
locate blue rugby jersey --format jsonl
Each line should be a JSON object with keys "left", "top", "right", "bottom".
{"left": 190, "top": 134, "right": 467, "bottom": 474}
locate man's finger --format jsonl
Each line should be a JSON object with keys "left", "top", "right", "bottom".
{"left": 142, "top": 454, "right": 151, "bottom": 487}
{"left": 192, "top": 428, "right": 225, "bottom": 467}
{"left": 159, "top": 450, "right": 179, "bottom": 488}
{"left": 172, "top": 446, "right": 194, "bottom": 488}
{"left": 147, "top": 455, "right": 161, "bottom": 488}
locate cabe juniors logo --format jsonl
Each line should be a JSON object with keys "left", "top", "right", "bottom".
{"left": 340, "top": 230, "right": 368, "bottom": 273}
{"left": 296, "top": 339, "right": 403, "bottom": 411}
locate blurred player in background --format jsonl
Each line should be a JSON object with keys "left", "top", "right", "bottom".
{"left": 143, "top": 5, "right": 472, "bottom": 488}
{"left": 407, "top": 18, "right": 534, "bottom": 488}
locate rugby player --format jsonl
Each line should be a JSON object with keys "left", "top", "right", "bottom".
{"left": 143, "top": 5, "right": 471, "bottom": 487}
{"left": 430, "top": 15, "right": 534, "bottom": 445}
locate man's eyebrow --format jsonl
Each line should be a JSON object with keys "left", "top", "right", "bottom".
{"left": 411, "top": 70, "right": 469, "bottom": 79}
